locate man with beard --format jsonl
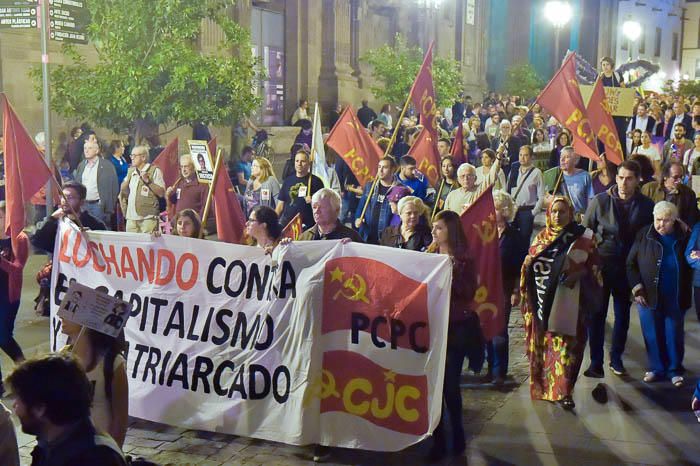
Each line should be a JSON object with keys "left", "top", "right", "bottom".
{"left": 7, "top": 355, "right": 126, "bottom": 465}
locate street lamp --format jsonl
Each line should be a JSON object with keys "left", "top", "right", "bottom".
{"left": 622, "top": 20, "right": 641, "bottom": 61}
{"left": 545, "top": 1, "right": 573, "bottom": 70}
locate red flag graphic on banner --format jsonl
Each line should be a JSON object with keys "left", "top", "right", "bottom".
{"left": 450, "top": 122, "right": 467, "bottom": 166}
{"left": 2, "top": 94, "right": 56, "bottom": 238}
{"left": 536, "top": 53, "right": 599, "bottom": 161}
{"left": 327, "top": 106, "right": 382, "bottom": 187}
{"left": 280, "top": 213, "right": 303, "bottom": 240}
{"left": 460, "top": 186, "right": 504, "bottom": 340}
{"left": 408, "top": 127, "right": 441, "bottom": 186}
{"left": 322, "top": 256, "right": 429, "bottom": 352}
{"left": 152, "top": 138, "right": 180, "bottom": 188}
{"left": 586, "top": 77, "right": 624, "bottom": 166}
{"left": 212, "top": 142, "right": 246, "bottom": 244}
{"left": 319, "top": 350, "right": 429, "bottom": 436}
{"left": 409, "top": 42, "right": 441, "bottom": 169}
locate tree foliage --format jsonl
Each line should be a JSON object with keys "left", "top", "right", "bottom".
{"left": 664, "top": 79, "right": 700, "bottom": 99}
{"left": 361, "top": 34, "right": 463, "bottom": 109}
{"left": 502, "top": 63, "right": 545, "bottom": 101}
{"left": 31, "top": 0, "right": 260, "bottom": 134}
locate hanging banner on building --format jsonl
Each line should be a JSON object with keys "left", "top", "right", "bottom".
{"left": 50, "top": 221, "right": 451, "bottom": 451}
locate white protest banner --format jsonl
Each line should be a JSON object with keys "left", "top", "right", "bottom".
{"left": 50, "top": 221, "right": 451, "bottom": 451}
{"left": 57, "top": 282, "right": 131, "bottom": 337}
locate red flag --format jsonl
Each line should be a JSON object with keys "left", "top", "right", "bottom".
{"left": 207, "top": 138, "right": 217, "bottom": 161}
{"left": 2, "top": 94, "right": 55, "bottom": 238}
{"left": 408, "top": 127, "right": 441, "bottom": 186}
{"left": 152, "top": 138, "right": 180, "bottom": 187}
{"left": 280, "top": 213, "right": 302, "bottom": 240}
{"left": 586, "top": 77, "right": 624, "bottom": 165}
{"left": 449, "top": 122, "right": 467, "bottom": 166}
{"left": 326, "top": 106, "right": 383, "bottom": 187}
{"left": 212, "top": 146, "right": 246, "bottom": 244}
{"left": 536, "top": 52, "right": 599, "bottom": 161}
{"left": 460, "top": 186, "right": 504, "bottom": 340}
{"left": 409, "top": 42, "right": 441, "bottom": 170}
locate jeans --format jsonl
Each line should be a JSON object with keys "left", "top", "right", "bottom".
{"left": 587, "top": 261, "right": 631, "bottom": 369}
{"left": 638, "top": 305, "right": 685, "bottom": 377}
{"left": 84, "top": 201, "right": 106, "bottom": 224}
{"left": 693, "top": 286, "right": 700, "bottom": 322}
{"left": 486, "top": 279, "right": 515, "bottom": 378}
{"left": 433, "top": 317, "right": 479, "bottom": 453}
{"left": 340, "top": 195, "right": 358, "bottom": 226}
{"left": 0, "top": 301, "right": 24, "bottom": 380}
{"left": 514, "top": 207, "right": 535, "bottom": 247}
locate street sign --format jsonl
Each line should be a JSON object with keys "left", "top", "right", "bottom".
{"left": 48, "top": 0, "right": 88, "bottom": 44}
{"left": 0, "top": 0, "right": 38, "bottom": 29}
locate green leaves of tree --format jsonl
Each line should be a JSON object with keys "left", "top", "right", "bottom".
{"left": 32, "top": 0, "right": 260, "bottom": 133}
{"left": 503, "top": 63, "right": 545, "bottom": 101}
{"left": 361, "top": 34, "right": 463, "bottom": 109}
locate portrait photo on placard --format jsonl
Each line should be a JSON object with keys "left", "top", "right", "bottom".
{"left": 188, "top": 140, "right": 214, "bottom": 183}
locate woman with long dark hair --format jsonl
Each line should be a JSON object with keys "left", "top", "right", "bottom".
{"left": 426, "top": 210, "right": 478, "bottom": 461}
{"left": 246, "top": 205, "right": 283, "bottom": 253}
{"left": 549, "top": 131, "right": 572, "bottom": 168}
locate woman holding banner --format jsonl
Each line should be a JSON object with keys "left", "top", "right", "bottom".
{"left": 380, "top": 196, "right": 432, "bottom": 251}
{"left": 426, "top": 210, "right": 477, "bottom": 460}
{"left": 246, "top": 206, "right": 282, "bottom": 253}
{"left": 173, "top": 209, "right": 202, "bottom": 239}
{"left": 517, "top": 196, "right": 602, "bottom": 410}
{"left": 59, "top": 320, "right": 128, "bottom": 447}
{"left": 0, "top": 201, "right": 27, "bottom": 396}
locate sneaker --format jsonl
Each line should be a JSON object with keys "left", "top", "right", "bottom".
{"left": 609, "top": 362, "right": 627, "bottom": 376}
{"left": 559, "top": 396, "right": 575, "bottom": 410}
{"left": 643, "top": 372, "right": 660, "bottom": 383}
{"left": 584, "top": 366, "right": 604, "bottom": 378}
{"left": 671, "top": 376, "right": 684, "bottom": 387}
{"left": 312, "top": 445, "right": 331, "bottom": 463}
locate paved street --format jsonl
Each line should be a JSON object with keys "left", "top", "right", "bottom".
{"left": 3, "top": 254, "right": 700, "bottom": 465}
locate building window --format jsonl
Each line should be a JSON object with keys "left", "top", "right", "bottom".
{"left": 638, "top": 25, "right": 645, "bottom": 54}
{"left": 695, "top": 59, "right": 700, "bottom": 79}
{"left": 698, "top": 18, "right": 700, "bottom": 48}
{"left": 672, "top": 32, "right": 679, "bottom": 61}
{"left": 251, "top": 7, "right": 285, "bottom": 126}
{"left": 655, "top": 27, "right": 661, "bottom": 57}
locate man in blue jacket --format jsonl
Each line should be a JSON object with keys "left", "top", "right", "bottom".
{"left": 355, "top": 156, "right": 401, "bottom": 244}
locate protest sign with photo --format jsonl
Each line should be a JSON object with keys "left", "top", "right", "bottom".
{"left": 57, "top": 282, "right": 131, "bottom": 337}
{"left": 188, "top": 139, "right": 214, "bottom": 183}
{"left": 50, "top": 222, "right": 451, "bottom": 451}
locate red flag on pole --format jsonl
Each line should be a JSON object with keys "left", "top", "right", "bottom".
{"left": 280, "top": 213, "right": 303, "bottom": 240}
{"left": 212, "top": 154, "right": 245, "bottom": 245}
{"left": 2, "top": 94, "right": 55, "bottom": 238}
{"left": 326, "top": 106, "right": 383, "bottom": 187}
{"left": 586, "top": 77, "right": 624, "bottom": 166}
{"left": 460, "top": 186, "right": 504, "bottom": 340}
{"left": 409, "top": 41, "right": 441, "bottom": 169}
{"left": 152, "top": 138, "right": 180, "bottom": 188}
{"left": 450, "top": 122, "right": 467, "bottom": 166}
{"left": 536, "top": 52, "right": 599, "bottom": 161}
{"left": 408, "top": 127, "right": 441, "bottom": 186}
{"left": 207, "top": 138, "right": 217, "bottom": 161}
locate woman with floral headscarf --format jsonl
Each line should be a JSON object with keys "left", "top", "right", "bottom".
{"left": 516, "top": 196, "right": 602, "bottom": 409}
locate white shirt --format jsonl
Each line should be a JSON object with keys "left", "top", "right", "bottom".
{"left": 673, "top": 114, "right": 686, "bottom": 128}
{"left": 83, "top": 158, "right": 100, "bottom": 201}
{"left": 627, "top": 115, "right": 650, "bottom": 133}
{"left": 683, "top": 148, "right": 700, "bottom": 169}
{"left": 634, "top": 145, "right": 661, "bottom": 162}
{"left": 126, "top": 163, "right": 165, "bottom": 220}
{"left": 86, "top": 354, "right": 125, "bottom": 436}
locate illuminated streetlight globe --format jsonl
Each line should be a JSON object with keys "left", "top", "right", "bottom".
{"left": 544, "top": 1, "right": 573, "bottom": 29}
{"left": 622, "top": 20, "right": 642, "bottom": 42}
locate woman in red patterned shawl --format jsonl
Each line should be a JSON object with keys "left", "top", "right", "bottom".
{"left": 517, "top": 196, "right": 602, "bottom": 410}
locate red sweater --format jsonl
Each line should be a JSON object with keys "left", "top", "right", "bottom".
{"left": 0, "top": 232, "right": 28, "bottom": 303}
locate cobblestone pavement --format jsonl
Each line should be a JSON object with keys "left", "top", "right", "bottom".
{"left": 14, "top": 313, "right": 529, "bottom": 466}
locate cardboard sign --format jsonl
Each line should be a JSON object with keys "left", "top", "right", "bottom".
{"left": 57, "top": 282, "right": 131, "bottom": 337}
{"left": 187, "top": 140, "right": 214, "bottom": 183}
{"left": 580, "top": 85, "right": 636, "bottom": 117}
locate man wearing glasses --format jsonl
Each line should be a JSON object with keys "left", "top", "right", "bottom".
{"left": 119, "top": 146, "right": 165, "bottom": 233}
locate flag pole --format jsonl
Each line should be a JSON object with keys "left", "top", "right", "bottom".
{"left": 431, "top": 178, "right": 445, "bottom": 220}
{"left": 200, "top": 148, "right": 223, "bottom": 238}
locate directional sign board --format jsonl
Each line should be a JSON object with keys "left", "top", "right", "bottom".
{"left": 49, "top": 0, "right": 88, "bottom": 44}
{"left": 0, "top": 0, "right": 38, "bottom": 29}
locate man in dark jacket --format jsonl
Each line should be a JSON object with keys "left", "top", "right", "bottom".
{"left": 8, "top": 355, "right": 126, "bottom": 466}
{"left": 641, "top": 161, "right": 699, "bottom": 228}
{"left": 357, "top": 100, "right": 377, "bottom": 128}
{"left": 583, "top": 159, "right": 654, "bottom": 378}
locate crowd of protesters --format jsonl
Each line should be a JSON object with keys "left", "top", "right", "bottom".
{"left": 2, "top": 58, "right": 700, "bottom": 464}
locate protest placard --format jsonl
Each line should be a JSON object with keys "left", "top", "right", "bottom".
{"left": 57, "top": 282, "right": 131, "bottom": 337}
{"left": 188, "top": 139, "right": 214, "bottom": 183}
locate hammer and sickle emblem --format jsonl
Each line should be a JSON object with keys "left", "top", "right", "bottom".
{"left": 303, "top": 369, "right": 340, "bottom": 407}
{"left": 472, "top": 218, "right": 496, "bottom": 244}
{"left": 334, "top": 273, "right": 370, "bottom": 304}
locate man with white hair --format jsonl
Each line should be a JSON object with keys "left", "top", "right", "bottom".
{"left": 166, "top": 155, "right": 208, "bottom": 218}
{"left": 490, "top": 119, "right": 523, "bottom": 175}
{"left": 445, "top": 152, "right": 503, "bottom": 214}
{"left": 298, "top": 188, "right": 362, "bottom": 241}
{"left": 74, "top": 139, "right": 119, "bottom": 225}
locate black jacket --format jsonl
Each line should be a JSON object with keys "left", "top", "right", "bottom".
{"left": 30, "top": 418, "right": 125, "bottom": 466}
{"left": 664, "top": 114, "right": 693, "bottom": 140}
{"left": 626, "top": 224, "right": 692, "bottom": 310}
{"left": 379, "top": 224, "right": 432, "bottom": 251}
{"left": 583, "top": 185, "right": 654, "bottom": 260}
{"left": 31, "top": 212, "right": 107, "bottom": 254}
